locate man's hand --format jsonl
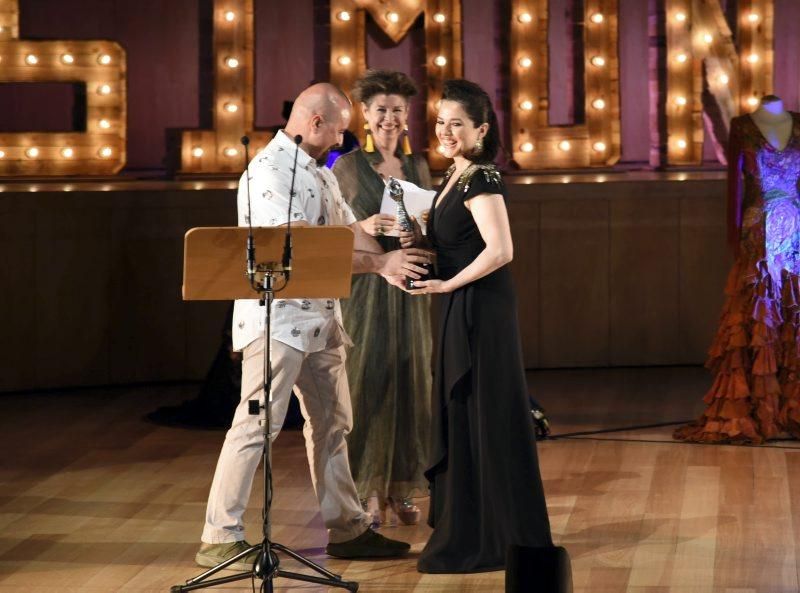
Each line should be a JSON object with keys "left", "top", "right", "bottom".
{"left": 381, "top": 274, "right": 407, "bottom": 289}
{"left": 380, "top": 248, "right": 432, "bottom": 279}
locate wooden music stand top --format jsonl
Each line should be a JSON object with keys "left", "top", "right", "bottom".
{"left": 182, "top": 226, "right": 354, "bottom": 301}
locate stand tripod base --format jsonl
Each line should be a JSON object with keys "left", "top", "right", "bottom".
{"left": 171, "top": 542, "right": 358, "bottom": 592}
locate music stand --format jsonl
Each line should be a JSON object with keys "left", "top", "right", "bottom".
{"left": 173, "top": 225, "right": 359, "bottom": 592}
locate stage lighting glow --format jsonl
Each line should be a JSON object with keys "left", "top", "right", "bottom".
{"left": 590, "top": 13, "right": 604, "bottom": 24}
{"left": 518, "top": 57, "right": 532, "bottom": 68}
{"left": 61, "top": 53, "right": 74, "bottom": 64}
{"left": 191, "top": 146, "right": 204, "bottom": 158}
{"left": 520, "top": 142, "right": 534, "bottom": 153}
{"left": 558, "top": 140, "right": 571, "bottom": 152}
{"left": 434, "top": 55, "right": 447, "bottom": 67}
{"left": 337, "top": 55, "right": 351, "bottom": 66}
{"left": 224, "top": 147, "right": 238, "bottom": 157}
{"left": 224, "top": 10, "right": 236, "bottom": 22}
{"left": 591, "top": 98, "right": 606, "bottom": 110}
{"left": 593, "top": 141, "right": 607, "bottom": 152}
{"left": 97, "top": 84, "right": 112, "bottom": 95}
{"left": 25, "top": 53, "right": 38, "bottom": 65}
{"left": 98, "top": 53, "right": 111, "bottom": 65}
{"left": 98, "top": 146, "right": 113, "bottom": 158}
{"left": 337, "top": 10, "right": 351, "bottom": 21}
{"left": 432, "top": 13, "right": 446, "bottom": 23}
{"left": 225, "top": 56, "right": 240, "bottom": 69}
{"left": 25, "top": 147, "right": 39, "bottom": 158}
{"left": 517, "top": 13, "right": 532, "bottom": 24}
{"left": 519, "top": 100, "right": 533, "bottom": 111}
{"left": 386, "top": 12, "right": 399, "bottom": 23}
{"left": 99, "top": 119, "right": 111, "bottom": 129}
{"left": 590, "top": 56, "right": 605, "bottom": 67}
{"left": 224, "top": 102, "right": 239, "bottom": 113}
{"left": 60, "top": 147, "right": 74, "bottom": 158}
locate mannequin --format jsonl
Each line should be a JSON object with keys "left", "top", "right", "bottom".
{"left": 750, "top": 95, "right": 793, "bottom": 151}
{"left": 674, "top": 94, "right": 800, "bottom": 444}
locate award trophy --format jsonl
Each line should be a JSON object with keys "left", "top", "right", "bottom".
{"left": 387, "top": 177, "right": 431, "bottom": 289}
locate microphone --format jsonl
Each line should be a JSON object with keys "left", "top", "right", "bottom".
{"left": 282, "top": 134, "right": 302, "bottom": 282}
{"left": 241, "top": 135, "right": 256, "bottom": 283}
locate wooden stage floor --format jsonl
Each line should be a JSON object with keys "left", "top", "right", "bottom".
{"left": 1, "top": 366, "right": 799, "bottom": 593}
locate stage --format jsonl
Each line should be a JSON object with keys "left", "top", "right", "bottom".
{"left": 1, "top": 366, "right": 797, "bottom": 593}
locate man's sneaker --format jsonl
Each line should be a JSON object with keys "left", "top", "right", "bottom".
{"left": 195, "top": 541, "right": 259, "bottom": 571}
{"left": 325, "top": 528, "right": 411, "bottom": 559}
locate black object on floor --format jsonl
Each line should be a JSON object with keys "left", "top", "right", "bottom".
{"left": 145, "top": 306, "right": 303, "bottom": 430}
{"left": 506, "top": 545, "right": 573, "bottom": 593}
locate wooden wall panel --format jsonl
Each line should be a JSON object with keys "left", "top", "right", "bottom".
{"left": 609, "top": 196, "right": 680, "bottom": 364}
{"left": 0, "top": 177, "right": 731, "bottom": 393}
{"left": 508, "top": 198, "right": 541, "bottom": 368}
{"left": 0, "top": 187, "right": 234, "bottom": 392}
{"left": 679, "top": 189, "right": 729, "bottom": 362}
{"left": 34, "top": 198, "right": 112, "bottom": 387}
{"left": 109, "top": 200, "right": 188, "bottom": 383}
{"left": 0, "top": 195, "right": 37, "bottom": 390}
{"left": 538, "top": 198, "right": 610, "bottom": 367}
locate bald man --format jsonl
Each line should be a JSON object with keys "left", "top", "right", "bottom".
{"left": 196, "top": 84, "right": 424, "bottom": 570}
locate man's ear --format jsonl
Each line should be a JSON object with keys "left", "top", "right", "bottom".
{"left": 310, "top": 114, "right": 323, "bottom": 130}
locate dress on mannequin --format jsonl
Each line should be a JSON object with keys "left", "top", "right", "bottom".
{"left": 675, "top": 96, "right": 800, "bottom": 444}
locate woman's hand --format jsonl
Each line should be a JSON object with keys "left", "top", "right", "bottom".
{"left": 360, "top": 213, "right": 397, "bottom": 237}
{"left": 405, "top": 278, "right": 452, "bottom": 295}
{"left": 398, "top": 215, "right": 424, "bottom": 248}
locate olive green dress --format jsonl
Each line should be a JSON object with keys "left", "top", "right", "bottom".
{"left": 332, "top": 147, "right": 433, "bottom": 500}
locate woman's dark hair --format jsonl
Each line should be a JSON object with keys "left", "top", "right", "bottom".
{"left": 351, "top": 69, "right": 418, "bottom": 104}
{"left": 441, "top": 79, "right": 501, "bottom": 164}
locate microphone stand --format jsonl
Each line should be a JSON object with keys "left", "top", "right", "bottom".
{"left": 172, "top": 135, "right": 358, "bottom": 593}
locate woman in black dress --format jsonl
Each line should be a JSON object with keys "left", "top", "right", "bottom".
{"left": 400, "top": 79, "right": 553, "bottom": 573}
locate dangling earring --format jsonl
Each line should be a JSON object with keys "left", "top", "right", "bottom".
{"left": 401, "top": 124, "right": 412, "bottom": 155}
{"left": 363, "top": 123, "right": 375, "bottom": 153}
{"left": 473, "top": 138, "right": 484, "bottom": 156}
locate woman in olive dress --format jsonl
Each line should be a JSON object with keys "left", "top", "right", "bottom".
{"left": 331, "top": 70, "right": 432, "bottom": 523}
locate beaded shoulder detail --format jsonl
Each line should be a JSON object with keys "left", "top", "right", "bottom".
{"left": 445, "top": 163, "right": 503, "bottom": 196}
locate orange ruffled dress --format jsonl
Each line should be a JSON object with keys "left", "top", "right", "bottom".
{"left": 675, "top": 112, "right": 800, "bottom": 444}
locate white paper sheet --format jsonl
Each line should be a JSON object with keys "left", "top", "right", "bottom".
{"left": 379, "top": 178, "right": 436, "bottom": 236}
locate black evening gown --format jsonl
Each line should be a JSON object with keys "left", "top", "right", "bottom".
{"left": 417, "top": 163, "right": 553, "bottom": 574}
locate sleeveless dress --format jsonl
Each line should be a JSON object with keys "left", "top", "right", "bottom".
{"left": 417, "top": 163, "right": 553, "bottom": 573}
{"left": 331, "top": 148, "right": 433, "bottom": 500}
{"left": 674, "top": 112, "right": 800, "bottom": 444}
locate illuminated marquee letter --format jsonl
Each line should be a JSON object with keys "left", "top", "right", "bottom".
{"left": 179, "top": 0, "right": 272, "bottom": 173}
{"left": 0, "top": 0, "right": 126, "bottom": 175}
{"left": 664, "top": 0, "right": 773, "bottom": 165}
{"left": 330, "top": 0, "right": 463, "bottom": 170}
{"left": 510, "top": 0, "right": 621, "bottom": 169}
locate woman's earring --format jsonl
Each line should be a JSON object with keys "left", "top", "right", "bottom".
{"left": 473, "top": 138, "right": 484, "bottom": 156}
{"left": 401, "top": 124, "right": 413, "bottom": 155}
{"left": 363, "top": 123, "right": 375, "bottom": 153}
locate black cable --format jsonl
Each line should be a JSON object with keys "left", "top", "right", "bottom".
{"left": 547, "top": 419, "right": 692, "bottom": 440}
